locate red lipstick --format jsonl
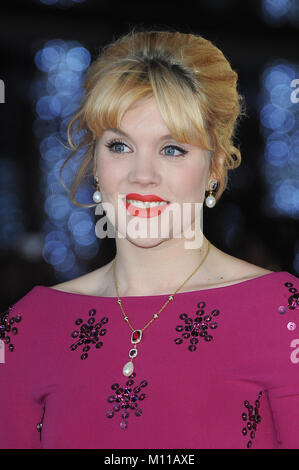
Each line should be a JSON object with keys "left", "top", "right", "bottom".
{"left": 124, "top": 193, "right": 170, "bottom": 218}
{"left": 125, "top": 193, "right": 169, "bottom": 202}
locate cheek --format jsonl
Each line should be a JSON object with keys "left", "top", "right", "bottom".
{"left": 97, "top": 155, "right": 122, "bottom": 189}
{"left": 170, "top": 166, "right": 207, "bottom": 199}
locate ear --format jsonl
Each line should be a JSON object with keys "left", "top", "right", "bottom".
{"left": 205, "top": 151, "right": 225, "bottom": 192}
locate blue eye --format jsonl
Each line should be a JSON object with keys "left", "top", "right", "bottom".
{"left": 162, "top": 145, "right": 187, "bottom": 157}
{"left": 105, "top": 139, "right": 130, "bottom": 154}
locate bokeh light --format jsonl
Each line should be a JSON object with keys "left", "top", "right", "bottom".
{"left": 261, "top": 0, "right": 299, "bottom": 26}
{"left": 259, "top": 61, "right": 299, "bottom": 220}
{"left": 33, "top": 39, "right": 98, "bottom": 280}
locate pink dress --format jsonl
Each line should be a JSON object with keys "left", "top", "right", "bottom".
{"left": 0, "top": 271, "right": 299, "bottom": 449}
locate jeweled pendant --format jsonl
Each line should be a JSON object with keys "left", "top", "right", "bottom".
{"left": 131, "top": 329, "right": 142, "bottom": 344}
{"left": 123, "top": 360, "right": 134, "bottom": 377}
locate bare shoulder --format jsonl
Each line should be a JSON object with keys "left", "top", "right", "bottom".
{"left": 234, "top": 264, "right": 273, "bottom": 281}
{"left": 207, "top": 244, "right": 274, "bottom": 287}
{"left": 49, "top": 261, "right": 113, "bottom": 296}
{"left": 219, "top": 251, "right": 273, "bottom": 282}
{"left": 230, "top": 255, "right": 273, "bottom": 279}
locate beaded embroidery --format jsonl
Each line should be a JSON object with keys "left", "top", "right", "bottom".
{"left": 70, "top": 308, "right": 109, "bottom": 360}
{"left": 174, "top": 301, "right": 220, "bottom": 351}
{"left": 241, "top": 391, "right": 263, "bottom": 448}
{"left": 284, "top": 281, "right": 299, "bottom": 311}
{"left": 106, "top": 372, "right": 148, "bottom": 429}
{"left": 0, "top": 305, "right": 22, "bottom": 352}
{"left": 277, "top": 281, "right": 299, "bottom": 330}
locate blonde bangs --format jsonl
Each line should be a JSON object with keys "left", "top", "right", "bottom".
{"left": 83, "top": 64, "right": 153, "bottom": 137}
{"left": 81, "top": 60, "right": 213, "bottom": 153}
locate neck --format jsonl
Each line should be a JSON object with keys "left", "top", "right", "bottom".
{"left": 111, "top": 235, "right": 216, "bottom": 297}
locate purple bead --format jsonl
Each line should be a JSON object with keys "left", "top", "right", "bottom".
{"left": 278, "top": 305, "right": 287, "bottom": 314}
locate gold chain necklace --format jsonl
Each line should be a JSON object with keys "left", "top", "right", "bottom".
{"left": 113, "top": 240, "right": 210, "bottom": 377}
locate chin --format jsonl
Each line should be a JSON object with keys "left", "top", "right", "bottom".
{"left": 126, "top": 235, "right": 170, "bottom": 248}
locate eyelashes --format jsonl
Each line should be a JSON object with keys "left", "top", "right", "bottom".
{"left": 104, "top": 138, "right": 188, "bottom": 158}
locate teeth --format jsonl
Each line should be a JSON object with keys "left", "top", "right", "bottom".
{"left": 126, "top": 199, "right": 168, "bottom": 209}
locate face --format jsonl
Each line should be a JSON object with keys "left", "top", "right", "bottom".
{"left": 94, "top": 98, "right": 212, "bottom": 248}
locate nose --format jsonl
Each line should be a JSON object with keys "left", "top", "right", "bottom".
{"left": 127, "top": 151, "right": 160, "bottom": 186}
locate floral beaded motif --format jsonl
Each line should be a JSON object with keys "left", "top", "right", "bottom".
{"left": 277, "top": 281, "right": 299, "bottom": 331}
{"left": 174, "top": 301, "right": 220, "bottom": 351}
{"left": 70, "top": 308, "right": 109, "bottom": 360}
{"left": 277, "top": 281, "right": 299, "bottom": 313}
{"left": 284, "top": 281, "right": 299, "bottom": 311}
{"left": 106, "top": 372, "right": 148, "bottom": 429}
{"left": 0, "top": 306, "right": 22, "bottom": 352}
{"left": 241, "top": 391, "right": 263, "bottom": 448}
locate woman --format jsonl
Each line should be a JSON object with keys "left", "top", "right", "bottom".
{"left": 1, "top": 29, "right": 298, "bottom": 449}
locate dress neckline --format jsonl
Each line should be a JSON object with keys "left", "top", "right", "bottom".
{"left": 34, "top": 271, "right": 286, "bottom": 300}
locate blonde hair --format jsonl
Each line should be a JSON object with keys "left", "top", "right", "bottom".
{"left": 60, "top": 27, "right": 246, "bottom": 207}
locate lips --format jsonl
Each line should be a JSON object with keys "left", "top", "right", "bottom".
{"left": 125, "top": 193, "right": 169, "bottom": 202}
{"left": 124, "top": 193, "right": 170, "bottom": 218}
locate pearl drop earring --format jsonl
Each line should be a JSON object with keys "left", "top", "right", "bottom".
{"left": 205, "top": 179, "right": 218, "bottom": 208}
{"left": 93, "top": 176, "right": 102, "bottom": 203}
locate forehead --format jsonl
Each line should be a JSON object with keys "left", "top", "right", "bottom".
{"left": 102, "top": 98, "right": 174, "bottom": 138}
{"left": 121, "top": 98, "right": 167, "bottom": 127}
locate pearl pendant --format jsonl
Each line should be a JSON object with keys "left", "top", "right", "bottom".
{"left": 123, "top": 360, "right": 134, "bottom": 377}
{"left": 92, "top": 190, "right": 102, "bottom": 203}
{"left": 205, "top": 195, "right": 216, "bottom": 208}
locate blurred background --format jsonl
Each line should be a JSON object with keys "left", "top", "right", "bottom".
{"left": 0, "top": 0, "right": 298, "bottom": 310}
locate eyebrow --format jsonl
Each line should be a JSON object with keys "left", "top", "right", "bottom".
{"left": 105, "top": 127, "right": 174, "bottom": 141}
